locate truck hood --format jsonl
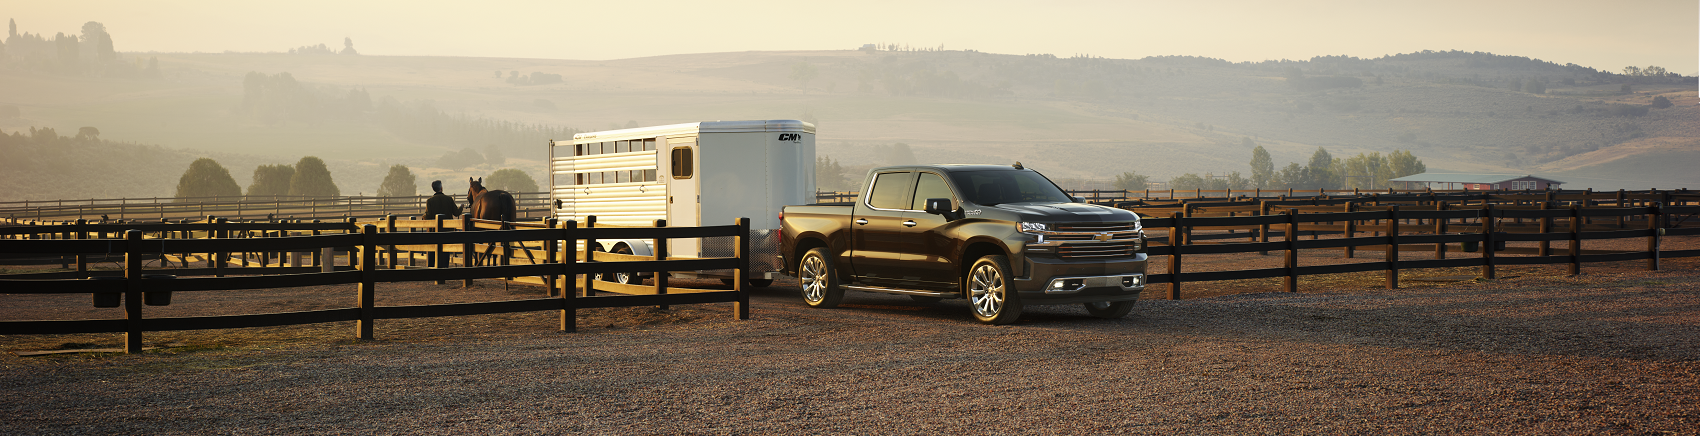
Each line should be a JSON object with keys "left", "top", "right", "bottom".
{"left": 982, "top": 202, "right": 1141, "bottom": 222}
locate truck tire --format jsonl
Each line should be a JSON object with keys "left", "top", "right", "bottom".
{"left": 1083, "top": 301, "right": 1135, "bottom": 319}
{"left": 798, "top": 247, "right": 844, "bottom": 308}
{"left": 966, "top": 255, "right": 1022, "bottom": 325}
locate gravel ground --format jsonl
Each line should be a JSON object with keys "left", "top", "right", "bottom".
{"left": 2, "top": 252, "right": 1698, "bottom": 434}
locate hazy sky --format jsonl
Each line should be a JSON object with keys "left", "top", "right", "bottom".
{"left": 10, "top": 0, "right": 1698, "bottom": 75}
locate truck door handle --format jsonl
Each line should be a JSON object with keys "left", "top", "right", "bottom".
{"left": 855, "top": 218, "right": 868, "bottom": 225}
{"left": 903, "top": 220, "right": 917, "bottom": 227}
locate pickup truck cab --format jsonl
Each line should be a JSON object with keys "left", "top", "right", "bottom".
{"left": 781, "top": 163, "right": 1148, "bottom": 324}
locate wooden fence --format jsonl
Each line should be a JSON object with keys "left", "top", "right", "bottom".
{"left": 0, "top": 192, "right": 552, "bottom": 223}
{"left": 0, "top": 217, "right": 754, "bottom": 354}
{"left": 1139, "top": 204, "right": 1700, "bottom": 299}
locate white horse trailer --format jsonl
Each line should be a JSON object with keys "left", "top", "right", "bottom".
{"left": 549, "top": 120, "right": 816, "bottom": 284}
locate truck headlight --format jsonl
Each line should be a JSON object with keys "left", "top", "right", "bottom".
{"left": 1018, "top": 222, "right": 1048, "bottom": 233}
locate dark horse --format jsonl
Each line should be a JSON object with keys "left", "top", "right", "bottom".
{"left": 466, "top": 177, "right": 518, "bottom": 266}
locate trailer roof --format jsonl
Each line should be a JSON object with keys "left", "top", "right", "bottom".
{"left": 567, "top": 120, "right": 815, "bottom": 143}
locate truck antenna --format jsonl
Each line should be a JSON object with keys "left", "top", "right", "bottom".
{"left": 1012, "top": 161, "right": 1024, "bottom": 170}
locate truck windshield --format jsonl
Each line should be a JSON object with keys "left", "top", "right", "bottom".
{"left": 948, "top": 170, "right": 1072, "bottom": 206}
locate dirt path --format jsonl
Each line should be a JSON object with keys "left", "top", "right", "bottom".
{"left": 3, "top": 257, "right": 1699, "bottom": 434}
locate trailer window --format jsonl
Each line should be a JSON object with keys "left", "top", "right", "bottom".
{"left": 643, "top": 139, "right": 656, "bottom": 151}
{"left": 671, "top": 147, "right": 694, "bottom": 179}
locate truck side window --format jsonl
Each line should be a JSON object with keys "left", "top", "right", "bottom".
{"left": 671, "top": 147, "right": 694, "bottom": 179}
{"left": 910, "top": 172, "right": 954, "bottom": 211}
{"left": 867, "top": 172, "right": 915, "bottom": 210}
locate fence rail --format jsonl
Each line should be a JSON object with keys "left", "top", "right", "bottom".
{"left": 0, "top": 216, "right": 753, "bottom": 353}
{"left": 0, "top": 192, "right": 553, "bottom": 223}
{"left": 818, "top": 188, "right": 1698, "bottom": 205}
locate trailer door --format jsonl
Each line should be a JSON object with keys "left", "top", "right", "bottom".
{"left": 665, "top": 136, "right": 700, "bottom": 255}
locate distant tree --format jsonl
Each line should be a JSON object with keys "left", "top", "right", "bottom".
{"left": 246, "top": 164, "right": 295, "bottom": 197}
{"left": 8, "top": 18, "right": 15, "bottom": 40}
{"left": 484, "top": 168, "right": 538, "bottom": 192}
{"left": 175, "top": 158, "right": 242, "bottom": 199}
{"left": 1508, "top": 78, "right": 1522, "bottom": 92}
{"left": 494, "top": 70, "right": 502, "bottom": 78}
{"left": 790, "top": 62, "right": 819, "bottom": 93}
{"left": 1651, "top": 95, "right": 1673, "bottom": 109}
{"left": 1306, "top": 147, "right": 1337, "bottom": 189}
{"left": 482, "top": 144, "right": 505, "bottom": 166}
{"left": 1225, "top": 172, "right": 1249, "bottom": 190}
{"left": 1275, "top": 163, "right": 1307, "bottom": 189}
{"left": 1522, "top": 79, "right": 1545, "bottom": 94}
{"left": 1112, "top": 171, "right": 1150, "bottom": 191}
{"left": 1249, "top": 145, "right": 1274, "bottom": 188}
{"left": 1623, "top": 66, "right": 1641, "bottom": 76}
{"left": 816, "top": 155, "right": 848, "bottom": 191}
{"left": 54, "top": 32, "right": 78, "bottom": 68}
{"left": 75, "top": 127, "right": 100, "bottom": 141}
{"left": 1386, "top": 150, "right": 1426, "bottom": 181}
{"left": 874, "top": 143, "right": 916, "bottom": 165}
{"left": 287, "top": 156, "right": 340, "bottom": 197}
{"left": 1168, "top": 173, "right": 1206, "bottom": 191}
{"left": 80, "top": 21, "right": 114, "bottom": 61}
{"left": 376, "top": 164, "right": 417, "bottom": 197}
{"left": 339, "top": 37, "right": 358, "bottom": 55}
{"left": 1241, "top": 137, "right": 1255, "bottom": 148}
{"left": 434, "top": 148, "right": 485, "bottom": 169}
{"left": 145, "top": 57, "right": 160, "bottom": 78}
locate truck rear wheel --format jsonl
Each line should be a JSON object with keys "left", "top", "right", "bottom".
{"left": 1083, "top": 301, "right": 1135, "bottom": 319}
{"left": 967, "top": 255, "right": 1022, "bottom": 325}
{"left": 799, "top": 248, "right": 843, "bottom": 308}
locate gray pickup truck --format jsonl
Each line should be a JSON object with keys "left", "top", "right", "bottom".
{"left": 780, "top": 163, "right": 1149, "bottom": 324}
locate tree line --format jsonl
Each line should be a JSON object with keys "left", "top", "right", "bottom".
{"left": 175, "top": 157, "right": 539, "bottom": 200}
{"left": 2, "top": 18, "right": 159, "bottom": 78}
{"left": 1110, "top": 140, "right": 1426, "bottom": 192}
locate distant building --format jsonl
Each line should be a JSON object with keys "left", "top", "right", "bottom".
{"left": 1387, "top": 173, "right": 1564, "bottom": 190}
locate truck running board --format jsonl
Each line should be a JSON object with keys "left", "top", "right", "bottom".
{"left": 842, "top": 284, "right": 958, "bottom": 299}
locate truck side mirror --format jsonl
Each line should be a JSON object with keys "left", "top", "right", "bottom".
{"left": 924, "top": 198, "right": 953, "bottom": 215}
{"left": 1072, "top": 196, "right": 1087, "bottom": 203}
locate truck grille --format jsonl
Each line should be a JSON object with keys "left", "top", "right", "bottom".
{"left": 1046, "top": 221, "right": 1142, "bottom": 241}
{"left": 1056, "top": 242, "right": 1141, "bottom": 259}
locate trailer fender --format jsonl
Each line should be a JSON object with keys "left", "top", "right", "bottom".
{"left": 600, "top": 239, "right": 655, "bottom": 257}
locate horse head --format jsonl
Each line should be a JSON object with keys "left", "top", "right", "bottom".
{"left": 468, "top": 177, "right": 486, "bottom": 200}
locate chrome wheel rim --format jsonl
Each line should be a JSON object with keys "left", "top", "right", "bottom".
{"left": 969, "top": 263, "right": 1005, "bottom": 318}
{"left": 801, "top": 255, "right": 827, "bottom": 303}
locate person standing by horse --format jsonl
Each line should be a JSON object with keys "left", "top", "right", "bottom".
{"left": 424, "top": 180, "right": 460, "bottom": 219}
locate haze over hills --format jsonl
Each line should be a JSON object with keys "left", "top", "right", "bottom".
{"left": 2, "top": 33, "right": 1695, "bottom": 201}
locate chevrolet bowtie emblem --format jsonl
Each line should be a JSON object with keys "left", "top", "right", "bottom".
{"left": 1094, "top": 233, "right": 1112, "bottom": 241}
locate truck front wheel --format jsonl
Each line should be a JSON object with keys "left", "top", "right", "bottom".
{"left": 967, "top": 255, "right": 1022, "bottom": 325}
{"left": 799, "top": 248, "right": 844, "bottom": 308}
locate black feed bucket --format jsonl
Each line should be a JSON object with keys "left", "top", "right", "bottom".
{"left": 142, "top": 274, "right": 175, "bottom": 306}
{"left": 89, "top": 276, "right": 123, "bottom": 307}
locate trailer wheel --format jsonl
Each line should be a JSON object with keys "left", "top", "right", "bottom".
{"left": 597, "top": 245, "right": 636, "bottom": 285}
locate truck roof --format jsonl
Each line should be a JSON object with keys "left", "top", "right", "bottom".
{"left": 877, "top": 164, "right": 1026, "bottom": 173}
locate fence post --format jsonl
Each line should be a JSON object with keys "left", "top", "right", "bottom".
{"left": 734, "top": 217, "right": 751, "bottom": 319}
{"left": 1434, "top": 202, "right": 1448, "bottom": 260}
{"left": 214, "top": 218, "right": 228, "bottom": 277}
{"left": 358, "top": 224, "right": 377, "bottom": 340}
{"left": 1386, "top": 205, "right": 1400, "bottom": 289}
{"left": 1538, "top": 202, "right": 1552, "bottom": 257}
{"left": 1258, "top": 201, "right": 1271, "bottom": 255}
{"left": 583, "top": 216, "right": 598, "bottom": 297}
{"left": 1342, "top": 202, "right": 1356, "bottom": 259}
{"left": 1482, "top": 205, "right": 1496, "bottom": 280}
{"left": 434, "top": 215, "right": 447, "bottom": 284}
{"left": 74, "top": 219, "right": 88, "bottom": 277}
{"left": 462, "top": 215, "right": 475, "bottom": 288}
{"left": 545, "top": 217, "right": 559, "bottom": 296}
{"left": 315, "top": 221, "right": 331, "bottom": 273}
{"left": 385, "top": 215, "right": 398, "bottom": 269}
{"left": 1568, "top": 203, "right": 1581, "bottom": 275}
{"left": 1648, "top": 203, "right": 1661, "bottom": 271}
{"left": 124, "top": 229, "right": 144, "bottom": 354}
{"left": 561, "top": 219, "right": 578, "bottom": 332}
{"left": 1168, "top": 211, "right": 1183, "bottom": 300}
{"left": 654, "top": 219, "right": 669, "bottom": 306}
{"left": 1616, "top": 189, "right": 1627, "bottom": 228}
{"left": 1284, "top": 209, "right": 1298, "bottom": 293}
